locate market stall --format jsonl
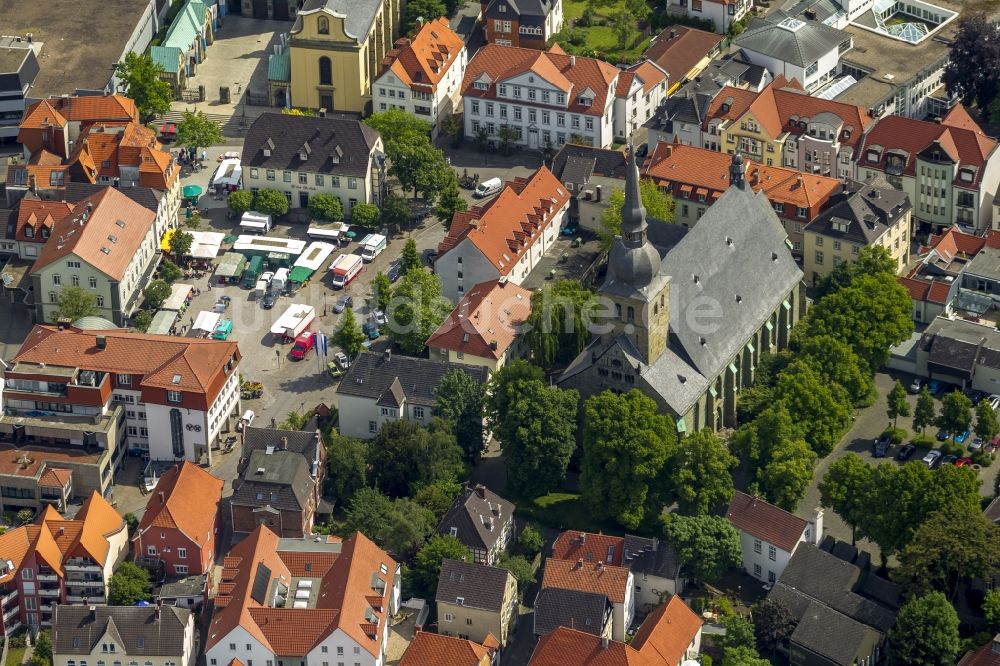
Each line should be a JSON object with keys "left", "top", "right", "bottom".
{"left": 192, "top": 311, "right": 221, "bottom": 337}
{"left": 161, "top": 283, "right": 194, "bottom": 313}
{"left": 147, "top": 310, "right": 176, "bottom": 336}
{"left": 214, "top": 251, "right": 248, "bottom": 284}
{"left": 187, "top": 231, "right": 225, "bottom": 259}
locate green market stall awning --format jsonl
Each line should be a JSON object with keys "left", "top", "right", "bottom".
{"left": 182, "top": 184, "right": 203, "bottom": 198}
{"left": 288, "top": 266, "right": 314, "bottom": 284}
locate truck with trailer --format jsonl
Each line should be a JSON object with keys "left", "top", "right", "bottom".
{"left": 359, "top": 234, "right": 387, "bottom": 262}
{"left": 329, "top": 254, "right": 364, "bottom": 289}
{"left": 270, "top": 304, "right": 315, "bottom": 342}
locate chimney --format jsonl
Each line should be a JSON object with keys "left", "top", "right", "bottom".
{"left": 579, "top": 532, "right": 586, "bottom": 545}
{"left": 154, "top": 600, "right": 162, "bottom": 621}
{"left": 595, "top": 184, "right": 602, "bottom": 202}
{"left": 570, "top": 55, "right": 576, "bottom": 67}
{"left": 669, "top": 29, "right": 676, "bottom": 39}
{"left": 596, "top": 561, "right": 604, "bottom": 572}
{"left": 95, "top": 335, "right": 107, "bottom": 349}
{"left": 89, "top": 605, "right": 97, "bottom": 620}
{"left": 576, "top": 558, "right": 584, "bottom": 570}
{"left": 384, "top": 349, "right": 391, "bottom": 363}
{"left": 601, "top": 636, "right": 610, "bottom": 649}
{"left": 475, "top": 484, "right": 486, "bottom": 499}
{"left": 57, "top": 317, "right": 72, "bottom": 330}
{"left": 809, "top": 508, "right": 824, "bottom": 545}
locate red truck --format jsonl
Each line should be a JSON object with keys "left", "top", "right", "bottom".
{"left": 290, "top": 331, "right": 316, "bottom": 360}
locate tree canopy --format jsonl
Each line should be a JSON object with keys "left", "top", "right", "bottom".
{"left": 142, "top": 279, "right": 172, "bottom": 309}
{"left": 325, "top": 434, "right": 369, "bottom": 503}
{"left": 253, "top": 189, "right": 290, "bottom": 218}
{"left": 411, "top": 535, "right": 469, "bottom": 599}
{"left": 665, "top": 429, "right": 737, "bottom": 516}
{"left": 332, "top": 307, "right": 366, "bottom": 358}
{"left": 115, "top": 52, "right": 172, "bottom": 120}
{"left": 771, "top": 360, "right": 851, "bottom": 456}
{"left": 53, "top": 285, "right": 98, "bottom": 321}
{"left": 890, "top": 592, "right": 961, "bottom": 666}
{"left": 582, "top": 389, "right": 676, "bottom": 529}
{"left": 108, "top": 561, "right": 152, "bottom": 605}
{"left": 433, "top": 370, "right": 487, "bottom": 463}
{"left": 598, "top": 180, "right": 675, "bottom": 250}
{"left": 308, "top": 193, "right": 344, "bottom": 221}
{"left": 660, "top": 513, "right": 741, "bottom": 583}
{"left": 368, "top": 419, "right": 465, "bottom": 497}
{"left": 351, "top": 202, "right": 380, "bottom": 227}
{"left": 176, "top": 110, "right": 223, "bottom": 153}
{"left": 386, "top": 267, "right": 452, "bottom": 353}
{"left": 818, "top": 453, "right": 874, "bottom": 545}
{"left": 943, "top": 13, "right": 1000, "bottom": 112}
{"left": 227, "top": 190, "right": 254, "bottom": 214}
{"left": 937, "top": 390, "right": 973, "bottom": 436}
{"left": 524, "top": 280, "right": 594, "bottom": 366}
{"left": 169, "top": 229, "right": 194, "bottom": 259}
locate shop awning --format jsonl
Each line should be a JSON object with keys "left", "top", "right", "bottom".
{"left": 289, "top": 266, "right": 314, "bottom": 283}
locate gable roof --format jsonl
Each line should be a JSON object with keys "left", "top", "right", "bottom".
{"left": 533, "top": 587, "right": 611, "bottom": 637}
{"left": 807, "top": 179, "right": 910, "bottom": 245}
{"left": 621, "top": 61, "right": 667, "bottom": 97}
{"left": 542, "top": 559, "right": 630, "bottom": 604}
{"left": 337, "top": 351, "right": 488, "bottom": 407}
{"left": 462, "top": 44, "right": 620, "bottom": 117}
{"left": 483, "top": 0, "right": 559, "bottom": 21}
{"left": 529, "top": 627, "right": 638, "bottom": 666}
{"left": 231, "top": 449, "right": 313, "bottom": 512}
{"left": 63, "top": 182, "right": 165, "bottom": 214}
{"left": 138, "top": 461, "right": 224, "bottom": 546}
{"left": 630, "top": 596, "right": 703, "bottom": 664}
{"left": 426, "top": 279, "right": 533, "bottom": 360}
{"left": 726, "top": 491, "right": 808, "bottom": 552}
{"left": 52, "top": 605, "right": 192, "bottom": 655}
{"left": 643, "top": 26, "right": 723, "bottom": 87}
{"left": 551, "top": 144, "right": 628, "bottom": 184}
{"left": 30, "top": 187, "right": 157, "bottom": 280}
{"left": 551, "top": 532, "right": 625, "bottom": 566}
{"left": 243, "top": 113, "right": 381, "bottom": 178}
{"left": 735, "top": 11, "right": 851, "bottom": 68}
{"left": 399, "top": 631, "right": 494, "bottom": 666}
{"left": 13, "top": 195, "right": 74, "bottom": 243}
{"left": 436, "top": 559, "right": 513, "bottom": 612}
{"left": 959, "top": 638, "right": 1000, "bottom": 666}
{"left": 439, "top": 166, "right": 569, "bottom": 274}
{"left": 378, "top": 18, "right": 465, "bottom": 92}
{"left": 437, "top": 484, "right": 515, "bottom": 551}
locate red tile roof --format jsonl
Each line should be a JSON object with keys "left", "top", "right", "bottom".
{"left": 542, "top": 559, "right": 630, "bottom": 604}
{"left": 551, "top": 531, "right": 625, "bottom": 566}
{"left": 898, "top": 275, "right": 952, "bottom": 305}
{"left": 626, "top": 61, "right": 668, "bottom": 95}
{"left": 38, "top": 468, "right": 72, "bottom": 489}
{"left": 379, "top": 18, "right": 465, "bottom": 93}
{"left": 439, "top": 166, "right": 569, "bottom": 274}
{"left": 645, "top": 141, "right": 841, "bottom": 211}
{"left": 922, "top": 226, "right": 1000, "bottom": 258}
{"left": 726, "top": 491, "right": 807, "bottom": 553}
{"left": 463, "top": 44, "right": 621, "bottom": 117}
{"left": 958, "top": 640, "right": 1000, "bottom": 666}
{"left": 139, "top": 461, "right": 224, "bottom": 546}
{"left": 630, "top": 596, "right": 703, "bottom": 664}
{"left": 68, "top": 123, "right": 178, "bottom": 190}
{"left": 400, "top": 632, "right": 495, "bottom": 666}
{"left": 13, "top": 325, "right": 240, "bottom": 404}
{"left": 14, "top": 196, "right": 74, "bottom": 243}
{"left": 859, "top": 106, "right": 997, "bottom": 188}
{"left": 425, "top": 279, "right": 533, "bottom": 360}
{"left": 529, "top": 627, "right": 640, "bottom": 666}
{"left": 643, "top": 26, "right": 723, "bottom": 87}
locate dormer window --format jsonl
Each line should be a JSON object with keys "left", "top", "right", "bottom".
{"left": 499, "top": 3, "right": 506, "bottom": 10}
{"left": 578, "top": 96, "right": 592, "bottom": 107}
{"left": 867, "top": 147, "right": 882, "bottom": 163}
{"left": 24, "top": 226, "right": 34, "bottom": 239}
{"left": 960, "top": 169, "right": 974, "bottom": 182}
{"left": 474, "top": 81, "right": 489, "bottom": 91}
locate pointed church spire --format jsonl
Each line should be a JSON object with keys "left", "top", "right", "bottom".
{"left": 621, "top": 143, "right": 647, "bottom": 247}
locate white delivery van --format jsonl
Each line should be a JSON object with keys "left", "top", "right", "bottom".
{"left": 474, "top": 177, "right": 503, "bottom": 199}
{"left": 271, "top": 267, "right": 289, "bottom": 292}
{"left": 359, "top": 234, "right": 387, "bottom": 262}
{"left": 254, "top": 279, "right": 268, "bottom": 298}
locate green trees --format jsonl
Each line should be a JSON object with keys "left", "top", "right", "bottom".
{"left": 771, "top": 361, "right": 851, "bottom": 456}
{"left": 893, "top": 504, "right": 1000, "bottom": 599}
{"left": 332, "top": 307, "right": 366, "bottom": 358}
{"left": 518, "top": 524, "right": 544, "bottom": 557}
{"left": 890, "top": 592, "right": 961, "bottom": 666}
{"left": 582, "top": 389, "right": 676, "bottom": 529}
{"left": 598, "top": 180, "right": 675, "bottom": 250}
{"left": 798, "top": 335, "right": 873, "bottom": 405}
{"left": 976, "top": 399, "right": 1000, "bottom": 441}
{"left": 169, "top": 230, "right": 194, "bottom": 260}
{"left": 498, "top": 380, "right": 579, "bottom": 498}
{"left": 387, "top": 267, "right": 452, "bottom": 353}
{"left": 984, "top": 588, "right": 1000, "bottom": 632}
{"left": 366, "top": 110, "right": 452, "bottom": 201}
{"left": 402, "top": 0, "right": 448, "bottom": 32}
{"left": 342, "top": 488, "right": 436, "bottom": 557}
{"left": 887, "top": 379, "right": 911, "bottom": 429}
{"left": 115, "top": 52, "right": 172, "bottom": 120}
{"left": 498, "top": 554, "right": 535, "bottom": 600}
{"left": 412, "top": 535, "right": 469, "bottom": 598}
{"left": 325, "top": 434, "right": 369, "bottom": 504}
{"left": 943, "top": 13, "right": 1000, "bottom": 113}
{"left": 176, "top": 110, "right": 223, "bottom": 156}
{"left": 913, "top": 387, "right": 936, "bottom": 432}
{"left": 142, "top": 279, "right": 172, "bottom": 309}
{"left": 351, "top": 202, "right": 380, "bottom": 227}
{"left": 159, "top": 259, "right": 183, "bottom": 284}
{"left": 665, "top": 429, "right": 737, "bottom": 516}
{"left": 436, "top": 177, "right": 467, "bottom": 225}
{"left": 660, "top": 514, "right": 741, "bottom": 583}
{"left": 524, "top": 280, "right": 594, "bottom": 366}
{"left": 53, "top": 285, "right": 98, "bottom": 321}
{"left": 370, "top": 272, "right": 393, "bottom": 312}
{"left": 818, "top": 453, "right": 874, "bottom": 545}
{"left": 32, "top": 630, "right": 53, "bottom": 666}
{"left": 380, "top": 193, "right": 411, "bottom": 234}
{"left": 254, "top": 189, "right": 290, "bottom": 218}
{"left": 400, "top": 238, "right": 422, "bottom": 275}
{"left": 366, "top": 108, "right": 433, "bottom": 141}
{"left": 753, "top": 597, "right": 795, "bottom": 654}
{"left": 937, "top": 390, "right": 973, "bottom": 436}
{"left": 485, "top": 360, "right": 543, "bottom": 429}
{"left": 433, "top": 370, "right": 487, "bottom": 463}
{"left": 368, "top": 419, "right": 464, "bottom": 497}
{"left": 413, "top": 480, "right": 461, "bottom": 519}
{"left": 308, "top": 193, "right": 344, "bottom": 221}
{"left": 132, "top": 311, "right": 153, "bottom": 333}
{"left": 108, "top": 562, "right": 152, "bottom": 605}
{"left": 227, "top": 190, "right": 254, "bottom": 214}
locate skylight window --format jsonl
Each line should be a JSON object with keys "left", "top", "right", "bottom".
{"left": 172, "top": 374, "right": 181, "bottom": 384}
{"left": 778, "top": 17, "right": 806, "bottom": 31}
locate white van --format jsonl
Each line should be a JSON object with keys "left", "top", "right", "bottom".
{"left": 474, "top": 177, "right": 503, "bottom": 199}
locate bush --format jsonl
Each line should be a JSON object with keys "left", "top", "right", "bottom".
{"left": 518, "top": 524, "right": 544, "bottom": 557}
{"left": 912, "top": 434, "right": 937, "bottom": 448}
{"left": 971, "top": 450, "right": 993, "bottom": 467}
{"left": 227, "top": 190, "right": 254, "bottom": 214}
{"left": 159, "top": 259, "right": 183, "bottom": 284}
{"left": 142, "top": 279, "right": 172, "bottom": 309}
{"left": 881, "top": 427, "right": 908, "bottom": 445}
{"left": 253, "top": 189, "right": 290, "bottom": 218}
{"left": 939, "top": 440, "right": 965, "bottom": 457}
{"left": 132, "top": 311, "right": 153, "bottom": 333}
{"left": 351, "top": 202, "right": 380, "bottom": 227}
{"left": 308, "top": 193, "right": 344, "bottom": 222}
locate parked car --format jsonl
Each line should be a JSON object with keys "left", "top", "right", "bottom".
{"left": 955, "top": 430, "right": 971, "bottom": 444}
{"left": 988, "top": 436, "right": 1000, "bottom": 453}
{"left": 970, "top": 437, "right": 985, "bottom": 452}
{"left": 237, "top": 409, "right": 255, "bottom": 432}
{"left": 988, "top": 394, "right": 1000, "bottom": 410}
{"left": 928, "top": 379, "right": 942, "bottom": 396}
{"left": 262, "top": 292, "right": 277, "bottom": 309}
{"left": 333, "top": 295, "right": 353, "bottom": 313}
{"left": 333, "top": 351, "right": 350, "bottom": 371}
{"left": 965, "top": 388, "right": 986, "bottom": 405}
{"left": 261, "top": 271, "right": 275, "bottom": 284}
{"left": 387, "top": 260, "right": 402, "bottom": 283}
{"left": 922, "top": 449, "right": 943, "bottom": 468}
{"left": 941, "top": 454, "right": 958, "bottom": 465}
{"left": 955, "top": 456, "right": 974, "bottom": 467}
{"left": 372, "top": 309, "right": 388, "bottom": 326}
{"left": 936, "top": 429, "right": 950, "bottom": 441}
{"left": 909, "top": 377, "right": 924, "bottom": 394}
{"left": 896, "top": 444, "right": 917, "bottom": 461}
{"left": 362, "top": 320, "right": 381, "bottom": 340}
{"left": 873, "top": 434, "right": 892, "bottom": 458}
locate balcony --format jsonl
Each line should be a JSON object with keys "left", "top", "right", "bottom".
{"left": 1, "top": 591, "right": 17, "bottom": 605}
{"left": 66, "top": 594, "right": 105, "bottom": 604}
{"left": 5, "top": 621, "right": 22, "bottom": 634}
{"left": 3, "top": 607, "right": 17, "bottom": 622}
{"left": 37, "top": 588, "right": 59, "bottom": 598}
{"left": 39, "top": 604, "right": 53, "bottom": 613}
{"left": 36, "top": 573, "right": 57, "bottom": 582}
{"left": 64, "top": 560, "right": 100, "bottom": 571}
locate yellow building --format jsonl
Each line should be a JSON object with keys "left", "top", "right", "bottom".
{"left": 289, "top": 0, "right": 402, "bottom": 115}
{"left": 802, "top": 180, "right": 913, "bottom": 286}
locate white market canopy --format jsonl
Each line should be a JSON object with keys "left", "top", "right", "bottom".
{"left": 193, "top": 310, "right": 221, "bottom": 333}
{"left": 161, "top": 283, "right": 194, "bottom": 311}
{"left": 188, "top": 231, "right": 226, "bottom": 259}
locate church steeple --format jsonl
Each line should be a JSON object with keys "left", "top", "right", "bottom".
{"left": 621, "top": 143, "right": 648, "bottom": 248}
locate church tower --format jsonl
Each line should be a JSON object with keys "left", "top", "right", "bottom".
{"left": 600, "top": 145, "right": 671, "bottom": 364}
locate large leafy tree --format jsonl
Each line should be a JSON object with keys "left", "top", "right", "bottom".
{"left": 524, "top": 280, "right": 594, "bottom": 366}
{"left": 937, "top": 390, "right": 973, "bottom": 436}
{"left": 754, "top": 597, "right": 796, "bottom": 654}
{"left": 386, "top": 267, "right": 452, "bottom": 353}
{"left": 798, "top": 335, "right": 873, "bottom": 405}
{"left": 411, "top": 536, "right": 469, "bottom": 599}
{"left": 665, "top": 429, "right": 737, "bottom": 516}
{"left": 108, "top": 562, "right": 152, "bottom": 605}
{"left": 325, "top": 434, "right": 369, "bottom": 503}
{"left": 368, "top": 419, "right": 465, "bottom": 497}
{"left": 115, "top": 52, "right": 172, "bottom": 121}
{"left": 142, "top": 279, "right": 171, "bottom": 309}
{"left": 400, "top": 238, "right": 422, "bottom": 276}
{"left": 434, "top": 370, "right": 487, "bottom": 463}
{"left": 758, "top": 437, "right": 816, "bottom": 512}
{"left": 772, "top": 360, "right": 852, "bottom": 456}
{"left": 890, "top": 592, "right": 961, "bottom": 666}
{"left": 379, "top": 193, "right": 411, "bottom": 234}
{"left": 308, "top": 193, "right": 344, "bottom": 222}
{"left": 582, "top": 390, "right": 676, "bottom": 529}
{"left": 818, "top": 453, "right": 874, "bottom": 545}
{"left": 815, "top": 245, "right": 899, "bottom": 297}
{"left": 802, "top": 273, "right": 913, "bottom": 370}
{"left": 886, "top": 379, "right": 911, "bottom": 429}
{"left": 253, "top": 189, "right": 290, "bottom": 218}
{"left": 943, "top": 13, "right": 1000, "bottom": 112}
{"left": 370, "top": 272, "right": 393, "bottom": 312}
{"left": 893, "top": 504, "right": 1000, "bottom": 599}
{"left": 913, "top": 386, "right": 936, "bottom": 433}
{"left": 386, "top": 134, "right": 452, "bottom": 200}
{"left": 169, "top": 229, "right": 194, "bottom": 260}
{"left": 343, "top": 488, "right": 437, "bottom": 557}
{"left": 598, "top": 180, "right": 675, "bottom": 250}
{"left": 53, "top": 285, "right": 98, "bottom": 321}
{"left": 412, "top": 480, "right": 461, "bottom": 520}
{"left": 436, "top": 176, "right": 467, "bottom": 226}
{"left": 660, "top": 513, "right": 741, "bottom": 584}
{"left": 722, "top": 647, "right": 771, "bottom": 666}
{"left": 984, "top": 588, "right": 1000, "bottom": 632}
{"left": 176, "top": 110, "right": 222, "bottom": 156}
{"left": 351, "top": 202, "right": 380, "bottom": 227}
{"left": 499, "top": 381, "right": 579, "bottom": 498}
{"left": 332, "top": 307, "right": 366, "bottom": 358}
{"left": 343, "top": 487, "right": 395, "bottom": 539}
{"left": 365, "top": 108, "right": 432, "bottom": 145}
{"left": 485, "top": 360, "right": 544, "bottom": 433}
{"left": 976, "top": 399, "right": 1000, "bottom": 441}
{"left": 227, "top": 190, "right": 254, "bottom": 214}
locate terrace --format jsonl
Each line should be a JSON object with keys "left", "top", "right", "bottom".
{"left": 851, "top": 0, "right": 957, "bottom": 44}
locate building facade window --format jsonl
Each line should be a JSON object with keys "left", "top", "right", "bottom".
{"left": 170, "top": 408, "right": 185, "bottom": 458}
{"left": 319, "top": 57, "right": 332, "bottom": 86}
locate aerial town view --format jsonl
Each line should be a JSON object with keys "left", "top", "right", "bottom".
{"left": 1, "top": 0, "right": 1000, "bottom": 662}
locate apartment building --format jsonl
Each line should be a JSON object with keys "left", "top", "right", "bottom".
{"left": 481, "top": 0, "right": 563, "bottom": 48}
{"left": 661, "top": 0, "right": 751, "bottom": 34}
{"left": 726, "top": 491, "right": 824, "bottom": 585}
{"left": 52, "top": 605, "right": 196, "bottom": 666}
{"left": 612, "top": 61, "right": 669, "bottom": 141}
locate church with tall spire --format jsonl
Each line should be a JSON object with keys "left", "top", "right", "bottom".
{"left": 558, "top": 147, "right": 806, "bottom": 433}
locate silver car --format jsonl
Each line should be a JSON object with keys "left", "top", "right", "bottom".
{"left": 922, "top": 449, "right": 942, "bottom": 468}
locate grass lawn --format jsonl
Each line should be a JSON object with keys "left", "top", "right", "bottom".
{"left": 558, "top": 0, "right": 653, "bottom": 61}
{"left": 5, "top": 646, "right": 25, "bottom": 666}
{"left": 516, "top": 492, "right": 623, "bottom": 534}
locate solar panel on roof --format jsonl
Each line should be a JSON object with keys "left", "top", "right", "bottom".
{"left": 250, "top": 564, "right": 271, "bottom": 604}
